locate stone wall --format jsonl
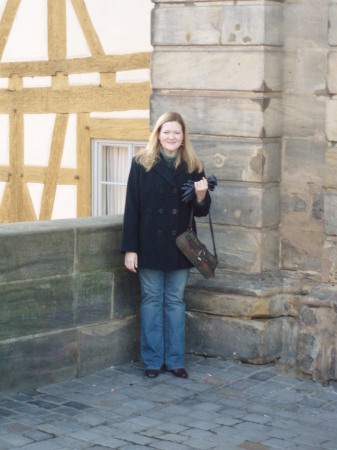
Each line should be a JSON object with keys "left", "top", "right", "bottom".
{"left": 0, "top": 217, "right": 141, "bottom": 393}
{"left": 151, "top": 0, "right": 337, "bottom": 382}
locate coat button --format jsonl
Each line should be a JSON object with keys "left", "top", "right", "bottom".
{"left": 172, "top": 209, "right": 178, "bottom": 215}
{"left": 158, "top": 208, "right": 164, "bottom": 214}
{"left": 171, "top": 230, "right": 177, "bottom": 236}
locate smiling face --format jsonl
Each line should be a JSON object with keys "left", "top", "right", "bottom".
{"left": 158, "top": 121, "right": 184, "bottom": 156}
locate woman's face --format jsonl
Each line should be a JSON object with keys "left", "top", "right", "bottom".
{"left": 158, "top": 121, "right": 184, "bottom": 156}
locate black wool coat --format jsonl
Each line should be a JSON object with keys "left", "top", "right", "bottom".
{"left": 121, "top": 155, "right": 211, "bottom": 271}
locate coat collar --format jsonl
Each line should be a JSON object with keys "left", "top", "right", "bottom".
{"left": 152, "top": 154, "right": 186, "bottom": 187}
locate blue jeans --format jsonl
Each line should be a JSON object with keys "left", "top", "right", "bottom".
{"left": 138, "top": 268, "right": 190, "bottom": 370}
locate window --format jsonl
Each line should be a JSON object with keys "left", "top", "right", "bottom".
{"left": 91, "top": 139, "right": 145, "bottom": 216}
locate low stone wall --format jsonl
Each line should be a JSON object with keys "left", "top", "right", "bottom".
{"left": 0, "top": 216, "right": 141, "bottom": 393}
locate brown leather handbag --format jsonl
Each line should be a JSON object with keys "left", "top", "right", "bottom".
{"left": 176, "top": 208, "right": 218, "bottom": 279}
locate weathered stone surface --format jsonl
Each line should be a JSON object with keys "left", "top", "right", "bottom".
{"left": 152, "top": 4, "right": 283, "bottom": 47}
{"left": 207, "top": 183, "right": 279, "bottom": 228}
{"left": 0, "top": 272, "right": 114, "bottom": 340}
{"left": 325, "top": 147, "right": 337, "bottom": 189}
{"left": 185, "top": 288, "right": 289, "bottom": 319}
{"left": 111, "top": 268, "right": 141, "bottom": 319}
{"left": 296, "top": 285, "right": 337, "bottom": 381}
{"left": 328, "top": 51, "right": 337, "bottom": 94}
{"left": 285, "top": 48, "right": 328, "bottom": 93}
{"left": 191, "top": 137, "right": 281, "bottom": 183}
{"left": 324, "top": 191, "right": 337, "bottom": 236}
{"left": 326, "top": 98, "right": 337, "bottom": 141}
{"left": 322, "top": 237, "right": 337, "bottom": 283}
{"left": 221, "top": 4, "right": 284, "bottom": 46}
{"left": 283, "top": 93, "right": 326, "bottom": 139}
{"left": 78, "top": 316, "right": 140, "bottom": 377}
{"left": 284, "top": 2, "right": 329, "bottom": 48}
{"left": 0, "top": 329, "right": 78, "bottom": 393}
{"left": 151, "top": 94, "right": 282, "bottom": 138}
{"left": 152, "top": 49, "right": 283, "bottom": 92}
{"left": 196, "top": 223, "right": 279, "bottom": 273}
{"left": 186, "top": 311, "right": 285, "bottom": 364}
{"left": 281, "top": 231, "right": 325, "bottom": 272}
{"left": 187, "top": 268, "right": 284, "bottom": 298}
{"left": 329, "top": 4, "right": 337, "bottom": 45}
{"left": 0, "top": 221, "right": 74, "bottom": 283}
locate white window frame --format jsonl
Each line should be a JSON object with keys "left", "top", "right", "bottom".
{"left": 91, "top": 139, "right": 146, "bottom": 216}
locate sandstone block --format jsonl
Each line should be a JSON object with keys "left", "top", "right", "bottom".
{"left": 322, "top": 237, "right": 337, "bottom": 283}
{"left": 283, "top": 93, "right": 326, "bottom": 139}
{"left": 281, "top": 230, "right": 325, "bottom": 272}
{"left": 196, "top": 224, "right": 279, "bottom": 273}
{"left": 324, "top": 191, "right": 337, "bottom": 236}
{"left": 152, "top": 49, "right": 283, "bottom": 92}
{"left": 326, "top": 98, "right": 337, "bottom": 141}
{"left": 78, "top": 316, "right": 140, "bottom": 377}
{"left": 328, "top": 51, "right": 337, "bottom": 94}
{"left": 329, "top": 4, "right": 337, "bottom": 45}
{"left": 221, "top": 4, "right": 283, "bottom": 46}
{"left": 325, "top": 147, "right": 337, "bottom": 189}
{"left": 186, "top": 311, "right": 284, "bottom": 364}
{"left": 208, "top": 183, "right": 280, "bottom": 228}
{"left": 185, "top": 288, "right": 288, "bottom": 319}
{"left": 111, "top": 268, "right": 141, "bottom": 319}
{"left": 0, "top": 272, "right": 114, "bottom": 340}
{"left": 191, "top": 137, "right": 281, "bottom": 183}
{"left": 0, "top": 221, "right": 74, "bottom": 283}
{"left": 187, "top": 268, "right": 283, "bottom": 297}
{"left": 0, "top": 329, "right": 77, "bottom": 393}
{"left": 151, "top": 94, "right": 282, "bottom": 138}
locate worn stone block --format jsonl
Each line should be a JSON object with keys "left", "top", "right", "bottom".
{"left": 187, "top": 268, "right": 283, "bottom": 298}
{"left": 0, "top": 272, "right": 114, "bottom": 340}
{"left": 75, "top": 216, "right": 124, "bottom": 272}
{"left": 282, "top": 138, "right": 326, "bottom": 186}
{"left": 207, "top": 183, "right": 280, "bottom": 228}
{"left": 111, "top": 268, "right": 141, "bottom": 319}
{"left": 185, "top": 288, "right": 288, "bottom": 319}
{"left": 285, "top": 48, "right": 328, "bottom": 94}
{"left": 328, "top": 51, "right": 337, "bottom": 94}
{"left": 221, "top": 4, "right": 283, "bottom": 46}
{"left": 186, "top": 311, "right": 284, "bottom": 364}
{"left": 0, "top": 329, "right": 78, "bottom": 393}
{"left": 281, "top": 230, "right": 325, "bottom": 272}
{"left": 283, "top": 93, "right": 326, "bottom": 139}
{"left": 0, "top": 221, "right": 74, "bottom": 283}
{"left": 78, "top": 316, "right": 140, "bottom": 377}
{"left": 322, "top": 237, "right": 337, "bottom": 283}
{"left": 196, "top": 224, "right": 279, "bottom": 273}
{"left": 284, "top": 2, "right": 329, "bottom": 48}
{"left": 191, "top": 137, "right": 281, "bottom": 183}
{"left": 324, "top": 191, "right": 337, "bottom": 236}
{"left": 297, "top": 285, "right": 337, "bottom": 381}
{"left": 152, "top": 49, "right": 283, "bottom": 92}
{"left": 151, "top": 94, "right": 282, "bottom": 138}
{"left": 329, "top": 4, "right": 337, "bottom": 45}
{"left": 325, "top": 147, "right": 337, "bottom": 189}
{"left": 326, "top": 98, "right": 337, "bottom": 141}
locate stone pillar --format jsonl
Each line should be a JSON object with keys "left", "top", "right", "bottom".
{"left": 151, "top": 1, "right": 287, "bottom": 364}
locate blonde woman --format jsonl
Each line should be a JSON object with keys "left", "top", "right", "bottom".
{"left": 122, "top": 112, "right": 210, "bottom": 379}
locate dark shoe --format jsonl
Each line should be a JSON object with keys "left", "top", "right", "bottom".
{"left": 169, "top": 368, "right": 188, "bottom": 379}
{"left": 145, "top": 369, "right": 160, "bottom": 378}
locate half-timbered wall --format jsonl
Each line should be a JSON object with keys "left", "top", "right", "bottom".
{"left": 0, "top": 0, "right": 152, "bottom": 223}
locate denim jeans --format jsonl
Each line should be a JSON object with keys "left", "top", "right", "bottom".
{"left": 138, "top": 268, "right": 190, "bottom": 370}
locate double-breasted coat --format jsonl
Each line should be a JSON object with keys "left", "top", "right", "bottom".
{"left": 121, "top": 155, "right": 211, "bottom": 271}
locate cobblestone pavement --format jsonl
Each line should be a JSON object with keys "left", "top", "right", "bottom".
{"left": 0, "top": 355, "right": 337, "bottom": 450}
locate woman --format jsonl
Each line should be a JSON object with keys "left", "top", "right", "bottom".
{"left": 122, "top": 111, "right": 210, "bottom": 379}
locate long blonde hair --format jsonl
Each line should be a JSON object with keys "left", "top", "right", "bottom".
{"left": 136, "top": 111, "right": 203, "bottom": 173}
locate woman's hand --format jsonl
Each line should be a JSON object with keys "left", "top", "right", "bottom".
{"left": 194, "top": 177, "right": 208, "bottom": 203}
{"left": 125, "top": 252, "right": 138, "bottom": 273}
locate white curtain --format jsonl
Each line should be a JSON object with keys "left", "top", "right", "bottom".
{"left": 102, "top": 146, "right": 128, "bottom": 215}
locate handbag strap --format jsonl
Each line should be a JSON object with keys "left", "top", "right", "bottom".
{"left": 188, "top": 207, "right": 218, "bottom": 261}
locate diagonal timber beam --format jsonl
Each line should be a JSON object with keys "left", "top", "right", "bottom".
{"left": 0, "top": 0, "right": 21, "bottom": 60}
